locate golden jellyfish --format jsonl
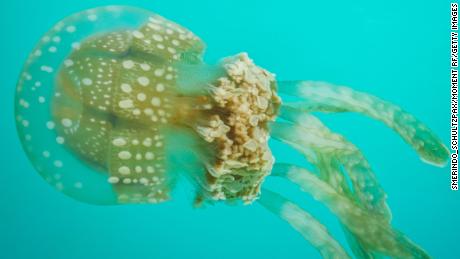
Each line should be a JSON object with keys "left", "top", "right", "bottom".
{"left": 15, "top": 6, "right": 448, "bottom": 259}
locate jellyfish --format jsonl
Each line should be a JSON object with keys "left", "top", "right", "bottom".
{"left": 15, "top": 6, "right": 448, "bottom": 259}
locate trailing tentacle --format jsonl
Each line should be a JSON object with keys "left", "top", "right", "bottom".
{"left": 309, "top": 153, "right": 378, "bottom": 259}
{"left": 258, "top": 188, "right": 351, "bottom": 259}
{"left": 310, "top": 153, "right": 377, "bottom": 259}
{"left": 270, "top": 111, "right": 390, "bottom": 258}
{"left": 268, "top": 108, "right": 441, "bottom": 257}
{"left": 278, "top": 80, "right": 449, "bottom": 166}
{"left": 270, "top": 163, "right": 430, "bottom": 259}
{"left": 270, "top": 111, "right": 390, "bottom": 220}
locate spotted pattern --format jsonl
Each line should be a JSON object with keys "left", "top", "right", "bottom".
{"left": 15, "top": 6, "right": 204, "bottom": 204}
{"left": 131, "top": 15, "right": 204, "bottom": 62}
{"left": 108, "top": 130, "right": 168, "bottom": 203}
{"left": 80, "top": 31, "right": 132, "bottom": 54}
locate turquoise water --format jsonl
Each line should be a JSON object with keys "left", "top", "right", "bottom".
{"left": 1, "top": 0, "right": 458, "bottom": 258}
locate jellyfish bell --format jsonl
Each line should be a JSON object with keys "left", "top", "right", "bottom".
{"left": 15, "top": 6, "right": 448, "bottom": 259}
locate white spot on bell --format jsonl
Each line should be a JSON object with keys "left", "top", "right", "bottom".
{"left": 61, "top": 118, "right": 72, "bottom": 127}
{"left": 56, "top": 136, "right": 65, "bottom": 144}
{"left": 151, "top": 97, "right": 161, "bottom": 107}
{"left": 154, "top": 69, "right": 164, "bottom": 77}
{"left": 152, "top": 34, "right": 163, "bottom": 42}
{"left": 118, "top": 151, "right": 132, "bottom": 160}
{"left": 118, "top": 166, "right": 131, "bottom": 175}
{"left": 119, "top": 99, "right": 134, "bottom": 109}
{"left": 108, "top": 176, "right": 120, "bottom": 184}
{"left": 54, "top": 160, "right": 63, "bottom": 167}
{"left": 132, "top": 30, "right": 144, "bottom": 39}
{"left": 64, "top": 59, "right": 74, "bottom": 67}
{"left": 156, "top": 83, "right": 165, "bottom": 92}
{"left": 40, "top": 66, "right": 53, "bottom": 73}
{"left": 82, "top": 78, "right": 93, "bottom": 86}
{"left": 140, "top": 63, "right": 151, "bottom": 71}
{"left": 71, "top": 42, "right": 81, "bottom": 49}
{"left": 112, "top": 138, "right": 126, "bottom": 147}
{"left": 137, "top": 93, "right": 146, "bottom": 101}
{"left": 121, "top": 83, "right": 132, "bottom": 93}
{"left": 46, "top": 121, "right": 55, "bottom": 129}
{"left": 137, "top": 77, "right": 150, "bottom": 86}
{"left": 145, "top": 152, "right": 154, "bottom": 160}
{"left": 66, "top": 25, "right": 76, "bottom": 33}
{"left": 88, "top": 14, "right": 98, "bottom": 21}
{"left": 122, "top": 60, "right": 134, "bottom": 69}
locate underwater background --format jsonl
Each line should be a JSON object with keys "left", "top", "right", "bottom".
{"left": 0, "top": 0, "right": 458, "bottom": 258}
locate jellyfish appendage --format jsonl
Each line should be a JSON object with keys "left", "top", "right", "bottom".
{"left": 274, "top": 106, "right": 391, "bottom": 219}
{"left": 182, "top": 53, "right": 281, "bottom": 204}
{"left": 267, "top": 163, "right": 430, "bottom": 259}
{"left": 267, "top": 95, "right": 445, "bottom": 257}
{"left": 277, "top": 80, "right": 449, "bottom": 166}
{"left": 258, "top": 188, "right": 351, "bottom": 259}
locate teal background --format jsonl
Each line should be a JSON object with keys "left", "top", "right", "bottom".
{"left": 1, "top": 1, "right": 458, "bottom": 258}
